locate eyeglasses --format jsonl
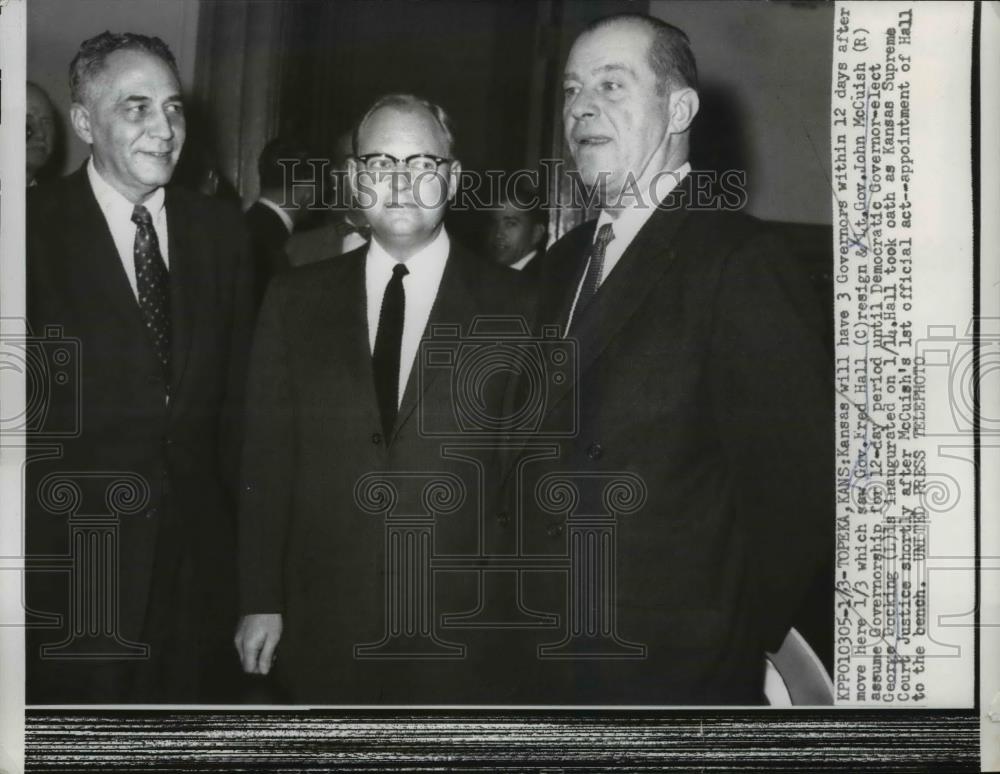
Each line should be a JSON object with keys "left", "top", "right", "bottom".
{"left": 355, "top": 153, "right": 452, "bottom": 174}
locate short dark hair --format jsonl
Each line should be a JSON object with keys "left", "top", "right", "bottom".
{"left": 70, "top": 31, "right": 179, "bottom": 105}
{"left": 499, "top": 178, "right": 547, "bottom": 229}
{"left": 583, "top": 13, "right": 698, "bottom": 94}
{"left": 352, "top": 93, "right": 456, "bottom": 158}
{"left": 258, "top": 136, "right": 314, "bottom": 191}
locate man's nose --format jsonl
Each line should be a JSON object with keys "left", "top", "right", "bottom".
{"left": 389, "top": 168, "right": 413, "bottom": 192}
{"left": 568, "top": 88, "right": 599, "bottom": 121}
{"left": 147, "top": 108, "right": 176, "bottom": 140}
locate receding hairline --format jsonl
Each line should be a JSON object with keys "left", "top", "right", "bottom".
{"left": 355, "top": 102, "right": 453, "bottom": 156}
{"left": 573, "top": 16, "right": 658, "bottom": 55}
{"left": 72, "top": 45, "right": 180, "bottom": 107}
{"left": 571, "top": 14, "right": 697, "bottom": 92}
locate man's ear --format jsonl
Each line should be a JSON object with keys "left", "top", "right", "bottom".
{"left": 667, "top": 87, "right": 700, "bottom": 135}
{"left": 69, "top": 103, "right": 94, "bottom": 146}
{"left": 447, "top": 159, "right": 462, "bottom": 202}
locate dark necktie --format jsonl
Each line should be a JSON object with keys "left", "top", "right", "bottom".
{"left": 568, "top": 223, "right": 615, "bottom": 331}
{"left": 373, "top": 262, "right": 408, "bottom": 439}
{"left": 131, "top": 204, "right": 172, "bottom": 387}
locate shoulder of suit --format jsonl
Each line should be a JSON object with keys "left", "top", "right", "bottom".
{"left": 451, "top": 241, "right": 529, "bottom": 293}
{"left": 447, "top": 241, "right": 531, "bottom": 318}
{"left": 682, "top": 206, "right": 768, "bottom": 241}
{"left": 545, "top": 218, "right": 598, "bottom": 265}
{"left": 27, "top": 168, "right": 83, "bottom": 214}
{"left": 277, "top": 240, "right": 362, "bottom": 289}
{"left": 166, "top": 184, "right": 243, "bottom": 228}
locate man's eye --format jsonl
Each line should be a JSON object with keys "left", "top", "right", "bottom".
{"left": 127, "top": 105, "right": 147, "bottom": 116}
{"left": 563, "top": 84, "right": 580, "bottom": 98}
{"left": 165, "top": 103, "right": 184, "bottom": 115}
{"left": 602, "top": 81, "right": 621, "bottom": 92}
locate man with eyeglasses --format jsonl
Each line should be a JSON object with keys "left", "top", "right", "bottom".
{"left": 235, "top": 93, "right": 527, "bottom": 703}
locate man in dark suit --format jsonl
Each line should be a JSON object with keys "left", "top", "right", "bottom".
{"left": 244, "top": 137, "right": 314, "bottom": 306}
{"left": 26, "top": 32, "right": 253, "bottom": 703}
{"left": 235, "top": 94, "right": 526, "bottom": 703}
{"left": 496, "top": 13, "right": 832, "bottom": 704}
{"left": 487, "top": 182, "right": 547, "bottom": 279}
{"left": 26, "top": 81, "right": 57, "bottom": 187}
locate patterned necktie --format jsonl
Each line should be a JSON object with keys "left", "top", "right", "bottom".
{"left": 131, "top": 204, "right": 172, "bottom": 387}
{"left": 568, "top": 223, "right": 615, "bottom": 331}
{"left": 373, "top": 262, "right": 408, "bottom": 439}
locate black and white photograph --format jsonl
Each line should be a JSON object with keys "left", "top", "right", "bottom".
{"left": 0, "top": 0, "right": 995, "bottom": 770}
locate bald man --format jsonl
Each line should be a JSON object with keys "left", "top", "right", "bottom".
{"left": 26, "top": 81, "right": 56, "bottom": 186}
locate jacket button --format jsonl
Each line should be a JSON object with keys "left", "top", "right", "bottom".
{"left": 546, "top": 523, "right": 564, "bottom": 538}
{"left": 245, "top": 483, "right": 255, "bottom": 493}
{"left": 146, "top": 508, "right": 158, "bottom": 519}
{"left": 497, "top": 511, "right": 509, "bottom": 526}
{"left": 371, "top": 432, "right": 382, "bottom": 445}
{"left": 586, "top": 442, "right": 604, "bottom": 461}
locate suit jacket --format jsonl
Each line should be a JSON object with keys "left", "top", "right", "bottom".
{"left": 244, "top": 201, "right": 292, "bottom": 307}
{"left": 494, "top": 180, "right": 834, "bottom": 704}
{"left": 239, "top": 239, "right": 528, "bottom": 703}
{"left": 516, "top": 248, "right": 544, "bottom": 281}
{"left": 25, "top": 166, "right": 255, "bottom": 702}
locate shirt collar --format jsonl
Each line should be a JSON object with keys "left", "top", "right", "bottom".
{"left": 510, "top": 249, "right": 538, "bottom": 271}
{"left": 87, "top": 156, "right": 165, "bottom": 220}
{"left": 258, "top": 196, "right": 295, "bottom": 234}
{"left": 595, "top": 161, "right": 691, "bottom": 244}
{"left": 367, "top": 226, "right": 450, "bottom": 279}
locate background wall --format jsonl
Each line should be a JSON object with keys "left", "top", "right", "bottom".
{"left": 26, "top": 0, "right": 833, "bottom": 227}
{"left": 651, "top": 0, "right": 833, "bottom": 225}
{"left": 27, "top": 0, "right": 201, "bottom": 177}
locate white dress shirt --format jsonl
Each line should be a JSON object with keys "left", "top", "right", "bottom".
{"left": 566, "top": 162, "right": 690, "bottom": 327}
{"left": 87, "top": 157, "right": 169, "bottom": 300}
{"left": 341, "top": 230, "right": 369, "bottom": 256}
{"left": 510, "top": 249, "right": 538, "bottom": 271}
{"left": 258, "top": 196, "right": 294, "bottom": 234}
{"left": 365, "top": 227, "right": 450, "bottom": 408}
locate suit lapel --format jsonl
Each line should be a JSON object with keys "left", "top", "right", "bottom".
{"left": 392, "top": 245, "right": 478, "bottom": 441}
{"left": 543, "top": 185, "right": 694, "bottom": 419}
{"left": 164, "top": 188, "right": 197, "bottom": 399}
{"left": 537, "top": 223, "right": 594, "bottom": 331}
{"left": 328, "top": 250, "right": 382, "bottom": 433}
{"left": 62, "top": 169, "right": 148, "bottom": 333}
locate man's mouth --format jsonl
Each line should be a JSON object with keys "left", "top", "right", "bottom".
{"left": 140, "top": 150, "right": 173, "bottom": 160}
{"left": 574, "top": 135, "right": 612, "bottom": 148}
